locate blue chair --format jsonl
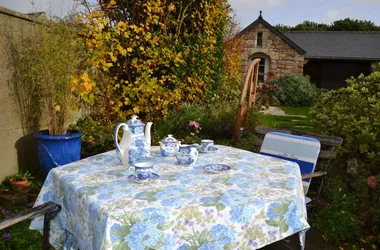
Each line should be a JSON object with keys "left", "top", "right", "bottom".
{"left": 259, "top": 132, "right": 321, "bottom": 198}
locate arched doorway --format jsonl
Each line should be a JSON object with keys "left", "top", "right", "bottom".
{"left": 248, "top": 53, "right": 271, "bottom": 82}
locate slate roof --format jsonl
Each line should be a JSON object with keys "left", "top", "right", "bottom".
{"left": 283, "top": 31, "right": 380, "bottom": 60}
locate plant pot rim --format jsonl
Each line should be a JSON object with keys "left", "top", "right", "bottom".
{"left": 9, "top": 178, "right": 28, "bottom": 184}
{"left": 34, "top": 130, "right": 83, "bottom": 141}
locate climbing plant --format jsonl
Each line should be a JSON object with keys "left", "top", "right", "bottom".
{"left": 77, "top": 0, "right": 229, "bottom": 121}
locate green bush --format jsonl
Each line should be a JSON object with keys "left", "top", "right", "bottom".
{"left": 310, "top": 157, "right": 362, "bottom": 242}
{"left": 310, "top": 71, "right": 380, "bottom": 240}
{"left": 73, "top": 101, "right": 260, "bottom": 156}
{"left": 311, "top": 188, "right": 361, "bottom": 242}
{"left": 70, "top": 118, "right": 114, "bottom": 157}
{"left": 311, "top": 71, "right": 380, "bottom": 165}
{"left": 152, "top": 102, "right": 259, "bottom": 144}
{"left": 269, "top": 73, "right": 318, "bottom": 107}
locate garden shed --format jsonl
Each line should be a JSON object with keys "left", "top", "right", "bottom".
{"left": 240, "top": 12, "right": 380, "bottom": 89}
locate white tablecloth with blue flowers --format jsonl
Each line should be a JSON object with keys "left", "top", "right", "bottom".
{"left": 30, "top": 145, "right": 309, "bottom": 250}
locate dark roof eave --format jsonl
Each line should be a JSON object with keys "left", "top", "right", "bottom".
{"left": 239, "top": 18, "right": 306, "bottom": 55}
{"left": 305, "top": 55, "right": 380, "bottom": 61}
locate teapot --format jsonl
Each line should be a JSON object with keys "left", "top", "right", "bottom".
{"left": 114, "top": 115, "right": 153, "bottom": 167}
{"left": 160, "top": 134, "right": 181, "bottom": 157}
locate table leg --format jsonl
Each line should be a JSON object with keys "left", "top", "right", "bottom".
{"left": 42, "top": 205, "right": 61, "bottom": 250}
{"left": 299, "top": 230, "right": 306, "bottom": 250}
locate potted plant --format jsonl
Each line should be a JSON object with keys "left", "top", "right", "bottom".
{"left": 6, "top": 19, "right": 85, "bottom": 175}
{"left": 8, "top": 171, "right": 32, "bottom": 190}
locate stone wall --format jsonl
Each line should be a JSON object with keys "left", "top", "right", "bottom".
{"left": 0, "top": 7, "right": 42, "bottom": 180}
{"left": 240, "top": 23, "right": 304, "bottom": 78}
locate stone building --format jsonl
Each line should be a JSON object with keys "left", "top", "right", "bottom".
{"left": 239, "top": 12, "right": 380, "bottom": 89}
{"left": 239, "top": 12, "right": 306, "bottom": 83}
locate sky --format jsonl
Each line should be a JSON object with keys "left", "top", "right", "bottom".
{"left": 1, "top": 0, "right": 380, "bottom": 29}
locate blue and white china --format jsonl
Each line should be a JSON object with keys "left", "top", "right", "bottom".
{"left": 203, "top": 164, "right": 231, "bottom": 174}
{"left": 198, "top": 146, "right": 218, "bottom": 153}
{"left": 176, "top": 144, "right": 199, "bottom": 165}
{"left": 128, "top": 162, "right": 154, "bottom": 181}
{"left": 128, "top": 172, "right": 159, "bottom": 183}
{"left": 114, "top": 115, "right": 153, "bottom": 167}
{"left": 160, "top": 134, "right": 181, "bottom": 157}
{"left": 201, "top": 139, "right": 214, "bottom": 151}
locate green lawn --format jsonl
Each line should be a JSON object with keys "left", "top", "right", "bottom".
{"left": 258, "top": 106, "right": 319, "bottom": 133}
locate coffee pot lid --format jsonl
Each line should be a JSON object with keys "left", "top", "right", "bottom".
{"left": 126, "top": 114, "right": 145, "bottom": 126}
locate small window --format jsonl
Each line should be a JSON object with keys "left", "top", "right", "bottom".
{"left": 253, "top": 57, "right": 265, "bottom": 82}
{"left": 257, "top": 32, "right": 263, "bottom": 47}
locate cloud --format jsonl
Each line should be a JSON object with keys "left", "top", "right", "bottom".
{"left": 324, "top": 7, "right": 357, "bottom": 23}
{"left": 352, "top": 0, "right": 380, "bottom": 4}
{"left": 229, "top": 0, "right": 284, "bottom": 12}
{"left": 0, "top": 0, "right": 77, "bottom": 17}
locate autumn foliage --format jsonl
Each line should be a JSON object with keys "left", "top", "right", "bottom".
{"left": 77, "top": 0, "right": 229, "bottom": 121}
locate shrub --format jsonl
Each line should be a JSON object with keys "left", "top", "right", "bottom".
{"left": 77, "top": 0, "right": 229, "bottom": 121}
{"left": 152, "top": 101, "right": 259, "bottom": 144}
{"left": 269, "top": 73, "right": 318, "bottom": 107}
{"left": 311, "top": 71, "right": 380, "bottom": 165}
{"left": 216, "top": 15, "right": 244, "bottom": 104}
{"left": 311, "top": 187, "right": 361, "bottom": 242}
{"left": 70, "top": 118, "right": 114, "bottom": 158}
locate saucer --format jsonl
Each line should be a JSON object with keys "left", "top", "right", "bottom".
{"left": 198, "top": 146, "right": 218, "bottom": 153}
{"left": 203, "top": 164, "right": 231, "bottom": 174}
{"left": 128, "top": 173, "right": 160, "bottom": 183}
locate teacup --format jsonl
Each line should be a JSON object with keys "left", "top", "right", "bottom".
{"left": 129, "top": 162, "right": 154, "bottom": 181}
{"left": 201, "top": 139, "right": 214, "bottom": 151}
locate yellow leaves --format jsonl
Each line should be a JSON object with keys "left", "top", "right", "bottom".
{"left": 133, "top": 107, "right": 140, "bottom": 113}
{"left": 110, "top": 54, "right": 117, "bottom": 62}
{"left": 107, "top": 0, "right": 117, "bottom": 8}
{"left": 80, "top": 72, "right": 93, "bottom": 92}
{"left": 168, "top": 3, "right": 175, "bottom": 12}
{"left": 117, "top": 21, "right": 127, "bottom": 33}
{"left": 102, "top": 62, "right": 113, "bottom": 71}
{"left": 145, "top": 32, "right": 152, "bottom": 40}
{"left": 120, "top": 48, "right": 127, "bottom": 56}
{"left": 55, "top": 105, "right": 61, "bottom": 112}
{"left": 130, "top": 24, "right": 138, "bottom": 30}
{"left": 77, "top": 1, "right": 228, "bottom": 119}
{"left": 103, "top": 18, "right": 109, "bottom": 25}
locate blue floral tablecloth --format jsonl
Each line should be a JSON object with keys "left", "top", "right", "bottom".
{"left": 30, "top": 145, "right": 309, "bottom": 250}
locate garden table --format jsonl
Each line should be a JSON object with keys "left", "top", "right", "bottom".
{"left": 30, "top": 145, "right": 309, "bottom": 250}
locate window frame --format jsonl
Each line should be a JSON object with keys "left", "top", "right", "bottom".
{"left": 257, "top": 32, "right": 263, "bottom": 47}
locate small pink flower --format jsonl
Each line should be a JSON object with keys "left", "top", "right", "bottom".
{"left": 367, "top": 176, "right": 377, "bottom": 189}
{"left": 189, "top": 120, "right": 200, "bottom": 128}
{"left": 196, "top": 130, "right": 200, "bottom": 134}
{"left": 190, "top": 133, "right": 195, "bottom": 136}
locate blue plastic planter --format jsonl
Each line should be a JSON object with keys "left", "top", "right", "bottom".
{"left": 34, "top": 130, "right": 83, "bottom": 175}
